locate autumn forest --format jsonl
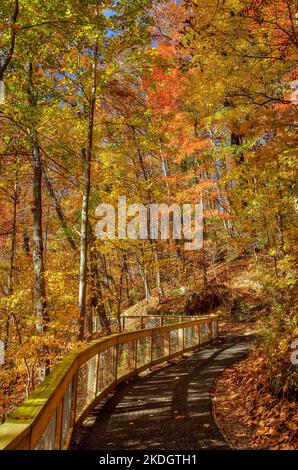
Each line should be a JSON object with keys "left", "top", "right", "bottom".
{"left": 0, "top": 0, "right": 297, "bottom": 452}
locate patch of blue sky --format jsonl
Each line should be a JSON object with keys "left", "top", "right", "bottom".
{"left": 102, "top": 9, "right": 117, "bottom": 18}
{"left": 105, "top": 29, "right": 118, "bottom": 38}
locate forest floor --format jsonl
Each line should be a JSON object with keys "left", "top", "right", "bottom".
{"left": 212, "top": 336, "right": 298, "bottom": 450}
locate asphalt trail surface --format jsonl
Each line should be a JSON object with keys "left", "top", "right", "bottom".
{"left": 78, "top": 335, "right": 251, "bottom": 450}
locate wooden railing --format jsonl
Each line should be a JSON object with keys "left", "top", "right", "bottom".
{"left": 0, "top": 315, "right": 219, "bottom": 450}
{"left": 92, "top": 314, "right": 202, "bottom": 333}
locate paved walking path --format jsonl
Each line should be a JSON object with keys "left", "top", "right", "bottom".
{"left": 79, "top": 335, "right": 251, "bottom": 450}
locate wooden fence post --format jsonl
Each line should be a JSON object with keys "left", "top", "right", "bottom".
{"left": 195, "top": 324, "right": 200, "bottom": 349}
{"left": 71, "top": 372, "right": 78, "bottom": 431}
{"left": 150, "top": 329, "right": 153, "bottom": 367}
{"left": 114, "top": 338, "right": 119, "bottom": 381}
{"left": 55, "top": 401, "right": 63, "bottom": 450}
{"left": 134, "top": 339, "right": 138, "bottom": 371}
{"left": 164, "top": 331, "right": 170, "bottom": 357}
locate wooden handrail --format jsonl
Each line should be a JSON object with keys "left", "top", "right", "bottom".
{"left": 92, "top": 314, "right": 202, "bottom": 333}
{"left": 0, "top": 315, "right": 219, "bottom": 450}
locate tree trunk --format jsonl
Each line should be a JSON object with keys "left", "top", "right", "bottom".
{"left": 28, "top": 62, "right": 48, "bottom": 335}
{"left": 22, "top": 232, "right": 30, "bottom": 254}
{"left": 89, "top": 236, "right": 111, "bottom": 336}
{"left": 153, "top": 244, "right": 164, "bottom": 301}
{"left": 78, "top": 147, "right": 90, "bottom": 340}
{"left": 116, "top": 258, "right": 126, "bottom": 332}
{"left": 28, "top": 62, "right": 49, "bottom": 381}
{"left": 4, "top": 169, "right": 19, "bottom": 350}
{"left": 43, "top": 166, "right": 77, "bottom": 251}
{"left": 78, "top": 42, "right": 98, "bottom": 340}
{"left": 31, "top": 132, "right": 48, "bottom": 341}
{"left": 7, "top": 169, "right": 19, "bottom": 295}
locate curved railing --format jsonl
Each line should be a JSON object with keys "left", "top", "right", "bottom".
{"left": 0, "top": 315, "right": 219, "bottom": 450}
{"left": 92, "top": 314, "right": 203, "bottom": 333}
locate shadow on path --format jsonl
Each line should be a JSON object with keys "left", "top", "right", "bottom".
{"left": 77, "top": 335, "right": 252, "bottom": 450}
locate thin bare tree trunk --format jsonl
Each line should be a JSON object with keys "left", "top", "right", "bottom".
{"left": 31, "top": 133, "right": 49, "bottom": 364}
{"left": 43, "top": 166, "right": 77, "bottom": 251}
{"left": 89, "top": 233, "right": 111, "bottom": 336}
{"left": 28, "top": 62, "right": 48, "bottom": 334}
{"left": 7, "top": 168, "right": 19, "bottom": 295}
{"left": 101, "top": 254, "right": 113, "bottom": 314}
{"left": 152, "top": 244, "right": 164, "bottom": 301}
{"left": 134, "top": 252, "right": 151, "bottom": 303}
{"left": 116, "top": 260, "right": 126, "bottom": 332}
{"left": 28, "top": 62, "right": 49, "bottom": 381}
{"left": 78, "top": 147, "right": 90, "bottom": 339}
{"left": 78, "top": 41, "right": 98, "bottom": 340}
{"left": 4, "top": 169, "right": 19, "bottom": 350}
